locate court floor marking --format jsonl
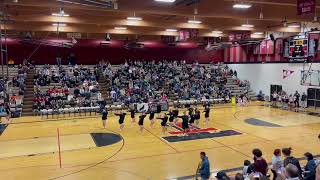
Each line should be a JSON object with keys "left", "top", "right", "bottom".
{"left": 143, "top": 127, "right": 180, "bottom": 153}
{"left": 0, "top": 138, "right": 264, "bottom": 173}
{"left": 227, "top": 109, "right": 273, "bottom": 142}
{"left": 47, "top": 129, "right": 125, "bottom": 180}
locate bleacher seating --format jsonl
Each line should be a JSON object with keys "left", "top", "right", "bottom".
{"left": 32, "top": 65, "right": 104, "bottom": 116}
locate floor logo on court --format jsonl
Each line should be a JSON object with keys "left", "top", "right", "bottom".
{"left": 163, "top": 123, "right": 242, "bottom": 143}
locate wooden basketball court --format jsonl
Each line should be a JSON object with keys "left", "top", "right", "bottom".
{"left": 0, "top": 102, "right": 319, "bottom": 180}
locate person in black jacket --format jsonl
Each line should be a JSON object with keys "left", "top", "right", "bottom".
{"left": 303, "top": 152, "right": 317, "bottom": 180}
{"left": 138, "top": 112, "right": 147, "bottom": 133}
{"left": 203, "top": 105, "right": 210, "bottom": 125}
{"left": 115, "top": 111, "right": 126, "bottom": 131}
{"left": 178, "top": 111, "right": 189, "bottom": 135}
{"left": 282, "top": 147, "right": 302, "bottom": 177}
{"left": 101, "top": 108, "right": 108, "bottom": 128}
{"left": 157, "top": 114, "right": 168, "bottom": 134}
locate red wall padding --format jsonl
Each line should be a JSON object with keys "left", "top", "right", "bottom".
{"left": 6, "top": 39, "right": 224, "bottom": 64}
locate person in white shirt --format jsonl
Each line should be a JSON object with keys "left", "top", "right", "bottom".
{"left": 271, "top": 149, "right": 282, "bottom": 180}
{"left": 272, "top": 92, "right": 278, "bottom": 107}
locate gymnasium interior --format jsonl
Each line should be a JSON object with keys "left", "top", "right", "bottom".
{"left": 0, "top": 0, "right": 320, "bottom": 180}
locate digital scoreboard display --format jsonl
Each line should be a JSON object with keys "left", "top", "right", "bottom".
{"left": 289, "top": 38, "right": 308, "bottom": 61}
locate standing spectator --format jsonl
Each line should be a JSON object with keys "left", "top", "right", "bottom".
{"left": 294, "top": 91, "right": 300, "bottom": 108}
{"left": 282, "top": 147, "right": 302, "bottom": 177}
{"left": 271, "top": 149, "right": 282, "bottom": 180}
{"left": 252, "top": 148, "right": 268, "bottom": 177}
{"left": 272, "top": 92, "right": 278, "bottom": 107}
{"left": 198, "top": 152, "right": 210, "bottom": 180}
{"left": 301, "top": 92, "right": 307, "bottom": 109}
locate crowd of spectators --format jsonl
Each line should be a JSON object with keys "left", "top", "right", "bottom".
{"left": 33, "top": 65, "right": 102, "bottom": 112}
{"left": 0, "top": 63, "right": 29, "bottom": 117}
{"left": 271, "top": 90, "right": 307, "bottom": 111}
{"left": 98, "top": 60, "right": 237, "bottom": 105}
{"left": 215, "top": 147, "right": 319, "bottom": 180}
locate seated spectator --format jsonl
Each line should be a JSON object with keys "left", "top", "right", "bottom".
{"left": 303, "top": 152, "right": 317, "bottom": 180}
{"left": 278, "top": 163, "right": 300, "bottom": 180}
{"left": 243, "top": 160, "right": 253, "bottom": 178}
{"left": 216, "top": 171, "right": 230, "bottom": 180}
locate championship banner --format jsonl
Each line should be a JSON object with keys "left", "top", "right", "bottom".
{"left": 178, "top": 29, "right": 198, "bottom": 41}
{"left": 297, "top": 0, "right": 316, "bottom": 15}
{"left": 228, "top": 31, "right": 251, "bottom": 42}
{"left": 283, "top": 69, "right": 295, "bottom": 79}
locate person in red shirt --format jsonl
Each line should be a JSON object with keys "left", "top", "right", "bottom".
{"left": 252, "top": 148, "right": 268, "bottom": 177}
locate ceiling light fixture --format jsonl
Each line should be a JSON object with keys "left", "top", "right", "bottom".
{"left": 212, "top": 31, "right": 223, "bottom": 34}
{"left": 233, "top": 4, "right": 252, "bottom": 9}
{"left": 188, "top": 20, "right": 202, "bottom": 24}
{"left": 288, "top": 24, "right": 300, "bottom": 28}
{"left": 242, "top": 19, "right": 254, "bottom": 28}
{"left": 127, "top": 16, "right": 142, "bottom": 21}
{"left": 154, "top": 0, "right": 176, "bottom": 2}
{"left": 166, "top": 28, "right": 178, "bottom": 32}
{"left": 114, "top": 27, "right": 127, "bottom": 30}
{"left": 52, "top": 8, "right": 69, "bottom": 17}
{"left": 52, "top": 23, "right": 66, "bottom": 27}
{"left": 241, "top": 24, "right": 254, "bottom": 28}
{"left": 127, "top": 11, "right": 142, "bottom": 21}
{"left": 52, "top": 13, "right": 69, "bottom": 17}
{"left": 253, "top": 32, "right": 264, "bottom": 35}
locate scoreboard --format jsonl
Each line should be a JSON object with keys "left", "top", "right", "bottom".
{"left": 289, "top": 38, "right": 308, "bottom": 61}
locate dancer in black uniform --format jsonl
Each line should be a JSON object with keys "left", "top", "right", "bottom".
{"left": 203, "top": 105, "right": 210, "bottom": 125}
{"left": 138, "top": 112, "right": 147, "bottom": 133}
{"left": 101, "top": 108, "right": 108, "bottom": 128}
{"left": 115, "top": 111, "right": 126, "bottom": 131}
{"left": 173, "top": 108, "right": 179, "bottom": 124}
{"left": 178, "top": 111, "right": 189, "bottom": 135}
{"left": 188, "top": 107, "right": 193, "bottom": 116}
{"left": 195, "top": 108, "right": 201, "bottom": 126}
{"left": 167, "top": 108, "right": 175, "bottom": 127}
{"left": 157, "top": 114, "right": 168, "bottom": 134}
{"left": 189, "top": 111, "right": 196, "bottom": 127}
{"left": 129, "top": 108, "right": 136, "bottom": 123}
{"left": 149, "top": 110, "right": 155, "bottom": 128}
